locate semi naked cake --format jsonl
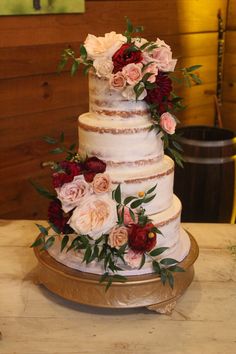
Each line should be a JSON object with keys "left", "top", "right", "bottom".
{"left": 32, "top": 22, "right": 199, "bottom": 286}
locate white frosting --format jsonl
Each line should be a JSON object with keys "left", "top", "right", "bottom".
{"left": 89, "top": 73, "right": 150, "bottom": 116}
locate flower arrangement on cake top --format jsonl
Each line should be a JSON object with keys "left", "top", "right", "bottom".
{"left": 59, "top": 18, "right": 201, "bottom": 165}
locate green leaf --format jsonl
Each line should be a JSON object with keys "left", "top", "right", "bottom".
{"left": 160, "top": 258, "right": 177, "bottom": 266}
{"left": 49, "top": 222, "right": 61, "bottom": 234}
{"left": 168, "top": 265, "right": 185, "bottom": 272}
{"left": 117, "top": 243, "right": 127, "bottom": 257}
{"left": 186, "top": 65, "right": 202, "bottom": 72}
{"left": 189, "top": 73, "right": 202, "bottom": 85}
{"left": 143, "top": 194, "right": 156, "bottom": 204}
{"left": 129, "top": 208, "right": 136, "bottom": 222}
{"left": 123, "top": 195, "right": 137, "bottom": 205}
{"left": 30, "top": 236, "right": 44, "bottom": 248}
{"left": 83, "top": 245, "right": 92, "bottom": 264}
{"left": 112, "top": 274, "right": 127, "bottom": 283}
{"left": 125, "top": 17, "right": 133, "bottom": 33}
{"left": 149, "top": 247, "right": 169, "bottom": 257}
{"left": 146, "top": 184, "right": 157, "bottom": 195}
{"left": 30, "top": 180, "right": 56, "bottom": 200}
{"left": 61, "top": 235, "right": 69, "bottom": 252}
{"left": 130, "top": 199, "right": 143, "bottom": 209}
{"left": 69, "top": 143, "right": 76, "bottom": 151}
{"left": 80, "top": 44, "right": 87, "bottom": 59}
{"left": 50, "top": 147, "right": 64, "bottom": 154}
{"left": 105, "top": 277, "right": 113, "bottom": 292}
{"left": 152, "top": 260, "right": 161, "bottom": 274}
{"left": 114, "top": 184, "right": 122, "bottom": 204}
{"left": 160, "top": 269, "right": 167, "bottom": 285}
{"left": 139, "top": 254, "right": 146, "bottom": 269}
{"left": 142, "top": 72, "right": 154, "bottom": 83}
{"left": 35, "top": 223, "right": 48, "bottom": 236}
{"left": 133, "top": 25, "right": 144, "bottom": 33}
{"left": 167, "top": 271, "right": 174, "bottom": 289}
{"left": 43, "top": 236, "right": 55, "bottom": 250}
{"left": 95, "top": 234, "right": 106, "bottom": 245}
{"left": 83, "top": 64, "right": 92, "bottom": 76}
{"left": 99, "top": 272, "right": 109, "bottom": 283}
{"left": 43, "top": 136, "right": 57, "bottom": 144}
{"left": 71, "top": 60, "right": 79, "bottom": 76}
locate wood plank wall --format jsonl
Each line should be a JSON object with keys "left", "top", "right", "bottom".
{"left": 0, "top": 0, "right": 233, "bottom": 219}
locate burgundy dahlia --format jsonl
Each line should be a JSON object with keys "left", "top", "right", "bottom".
{"left": 48, "top": 199, "right": 73, "bottom": 234}
{"left": 145, "top": 72, "right": 173, "bottom": 114}
{"left": 128, "top": 223, "right": 157, "bottom": 253}
{"left": 52, "top": 161, "right": 83, "bottom": 188}
{"left": 84, "top": 157, "right": 106, "bottom": 174}
{"left": 112, "top": 43, "right": 143, "bottom": 73}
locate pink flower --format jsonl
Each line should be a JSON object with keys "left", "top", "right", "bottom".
{"left": 92, "top": 173, "right": 111, "bottom": 194}
{"left": 124, "top": 249, "right": 143, "bottom": 269}
{"left": 142, "top": 62, "right": 158, "bottom": 83}
{"left": 152, "top": 46, "right": 177, "bottom": 72}
{"left": 55, "top": 175, "right": 91, "bottom": 213}
{"left": 160, "top": 112, "right": 176, "bottom": 135}
{"left": 119, "top": 206, "right": 138, "bottom": 226}
{"left": 109, "top": 72, "right": 126, "bottom": 91}
{"left": 108, "top": 226, "right": 128, "bottom": 249}
{"left": 68, "top": 195, "right": 117, "bottom": 239}
{"left": 122, "top": 63, "right": 142, "bottom": 85}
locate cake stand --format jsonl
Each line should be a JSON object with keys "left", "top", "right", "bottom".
{"left": 33, "top": 231, "right": 199, "bottom": 314}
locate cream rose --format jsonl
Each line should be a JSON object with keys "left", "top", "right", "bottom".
{"left": 92, "top": 173, "right": 111, "bottom": 194}
{"left": 122, "top": 85, "right": 147, "bottom": 101}
{"left": 160, "top": 112, "right": 177, "bottom": 135}
{"left": 122, "top": 63, "right": 142, "bottom": 85}
{"left": 56, "top": 175, "right": 91, "bottom": 213}
{"left": 124, "top": 249, "right": 142, "bottom": 269}
{"left": 68, "top": 194, "right": 117, "bottom": 239}
{"left": 108, "top": 226, "right": 128, "bottom": 249}
{"left": 93, "top": 57, "right": 114, "bottom": 78}
{"left": 109, "top": 72, "right": 126, "bottom": 91}
{"left": 84, "top": 32, "right": 127, "bottom": 60}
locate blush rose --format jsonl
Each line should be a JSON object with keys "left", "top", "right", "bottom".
{"left": 124, "top": 249, "right": 142, "bottom": 269}
{"left": 92, "top": 173, "right": 111, "bottom": 194}
{"left": 55, "top": 175, "right": 91, "bottom": 213}
{"left": 109, "top": 72, "right": 126, "bottom": 91}
{"left": 68, "top": 194, "right": 117, "bottom": 239}
{"left": 159, "top": 112, "right": 176, "bottom": 135}
{"left": 108, "top": 226, "right": 128, "bottom": 249}
{"left": 122, "top": 63, "right": 142, "bottom": 85}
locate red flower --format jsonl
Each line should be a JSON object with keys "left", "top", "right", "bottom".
{"left": 112, "top": 43, "right": 143, "bottom": 73}
{"left": 48, "top": 199, "right": 73, "bottom": 234}
{"left": 84, "top": 157, "right": 106, "bottom": 174}
{"left": 84, "top": 171, "right": 96, "bottom": 183}
{"left": 52, "top": 161, "right": 83, "bottom": 188}
{"left": 145, "top": 72, "right": 173, "bottom": 114}
{"left": 128, "top": 223, "right": 157, "bottom": 253}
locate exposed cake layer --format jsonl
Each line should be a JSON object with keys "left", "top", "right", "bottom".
{"left": 89, "top": 73, "right": 150, "bottom": 118}
{"left": 109, "top": 155, "right": 174, "bottom": 214}
{"left": 47, "top": 195, "right": 190, "bottom": 276}
{"left": 79, "top": 112, "right": 164, "bottom": 162}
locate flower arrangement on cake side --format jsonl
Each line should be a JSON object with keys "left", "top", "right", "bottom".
{"left": 31, "top": 136, "right": 184, "bottom": 290}
{"left": 59, "top": 18, "right": 202, "bottom": 166}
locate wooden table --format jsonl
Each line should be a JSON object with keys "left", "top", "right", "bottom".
{"left": 0, "top": 220, "right": 236, "bottom": 354}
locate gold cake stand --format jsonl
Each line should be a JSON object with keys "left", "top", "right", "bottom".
{"left": 34, "top": 232, "right": 199, "bottom": 314}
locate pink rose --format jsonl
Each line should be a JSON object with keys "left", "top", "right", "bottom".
{"left": 122, "top": 63, "right": 142, "bottom": 85}
{"left": 68, "top": 195, "right": 117, "bottom": 239}
{"left": 108, "top": 226, "right": 128, "bottom": 249}
{"left": 92, "top": 173, "right": 111, "bottom": 194}
{"left": 109, "top": 72, "right": 126, "bottom": 91}
{"left": 142, "top": 62, "right": 158, "bottom": 83}
{"left": 160, "top": 112, "right": 176, "bottom": 135}
{"left": 124, "top": 249, "right": 143, "bottom": 269}
{"left": 118, "top": 206, "right": 138, "bottom": 226}
{"left": 152, "top": 46, "right": 177, "bottom": 72}
{"left": 55, "top": 175, "right": 91, "bottom": 213}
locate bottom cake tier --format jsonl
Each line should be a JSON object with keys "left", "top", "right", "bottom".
{"left": 47, "top": 195, "right": 190, "bottom": 276}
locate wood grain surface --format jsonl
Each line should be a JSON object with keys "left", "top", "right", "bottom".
{"left": 0, "top": 221, "right": 235, "bottom": 353}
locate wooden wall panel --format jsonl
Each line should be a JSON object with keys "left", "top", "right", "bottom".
{"left": 0, "top": 0, "right": 230, "bottom": 218}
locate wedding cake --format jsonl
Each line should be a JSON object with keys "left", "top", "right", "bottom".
{"left": 32, "top": 22, "right": 199, "bottom": 287}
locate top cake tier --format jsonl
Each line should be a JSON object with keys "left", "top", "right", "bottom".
{"left": 89, "top": 73, "right": 150, "bottom": 119}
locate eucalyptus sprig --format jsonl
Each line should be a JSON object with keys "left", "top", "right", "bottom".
{"left": 124, "top": 17, "right": 144, "bottom": 43}
{"left": 43, "top": 132, "right": 79, "bottom": 162}
{"left": 58, "top": 45, "right": 93, "bottom": 76}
